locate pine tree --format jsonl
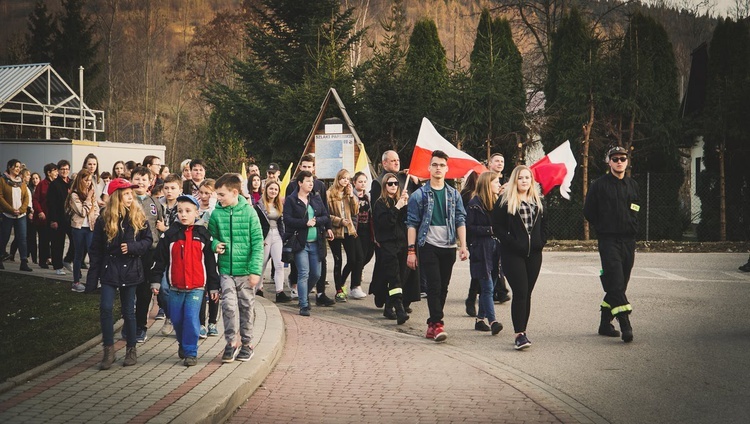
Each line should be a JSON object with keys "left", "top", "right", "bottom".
{"left": 25, "top": 1, "right": 57, "bottom": 64}
{"left": 462, "top": 9, "right": 525, "bottom": 162}
{"left": 697, "top": 18, "right": 750, "bottom": 241}
{"left": 52, "top": 0, "right": 101, "bottom": 103}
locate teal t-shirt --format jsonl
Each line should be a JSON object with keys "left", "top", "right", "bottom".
{"left": 306, "top": 204, "right": 317, "bottom": 242}
{"left": 430, "top": 187, "right": 447, "bottom": 225}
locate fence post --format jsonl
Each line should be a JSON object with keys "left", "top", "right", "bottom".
{"left": 646, "top": 172, "right": 650, "bottom": 241}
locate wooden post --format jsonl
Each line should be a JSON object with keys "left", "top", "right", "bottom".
{"left": 719, "top": 136, "right": 726, "bottom": 241}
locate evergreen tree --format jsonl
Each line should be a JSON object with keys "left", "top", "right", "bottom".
{"left": 617, "top": 12, "right": 684, "bottom": 240}
{"left": 205, "top": 0, "right": 362, "bottom": 165}
{"left": 697, "top": 18, "right": 750, "bottom": 241}
{"left": 359, "top": 0, "right": 411, "bottom": 157}
{"left": 402, "top": 18, "right": 449, "bottom": 159}
{"left": 52, "top": 0, "right": 101, "bottom": 103}
{"left": 543, "top": 7, "right": 601, "bottom": 239}
{"left": 462, "top": 9, "right": 525, "bottom": 162}
{"left": 25, "top": 1, "right": 57, "bottom": 64}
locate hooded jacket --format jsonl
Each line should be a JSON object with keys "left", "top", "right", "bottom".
{"left": 208, "top": 195, "right": 264, "bottom": 277}
{"left": 151, "top": 223, "right": 220, "bottom": 291}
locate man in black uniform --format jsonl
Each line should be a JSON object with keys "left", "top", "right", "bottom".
{"left": 583, "top": 146, "right": 639, "bottom": 343}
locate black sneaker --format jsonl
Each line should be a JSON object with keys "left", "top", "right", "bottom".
{"left": 739, "top": 262, "right": 750, "bottom": 272}
{"left": 184, "top": 357, "right": 197, "bottom": 367}
{"left": 299, "top": 306, "right": 311, "bottom": 316}
{"left": 255, "top": 289, "right": 264, "bottom": 298}
{"left": 276, "top": 291, "right": 292, "bottom": 303}
{"left": 315, "top": 293, "right": 335, "bottom": 307}
{"left": 178, "top": 346, "right": 185, "bottom": 359}
{"left": 491, "top": 321, "right": 503, "bottom": 335}
{"left": 222, "top": 344, "right": 240, "bottom": 363}
{"left": 236, "top": 345, "right": 254, "bottom": 362}
{"left": 39, "top": 263, "right": 49, "bottom": 269}
{"left": 474, "top": 320, "right": 491, "bottom": 331}
{"left": 465, "top": 297, "right": 477, "bottom": 317}
{"left": 514, "top": 333, "right": 531, "bottom": 350}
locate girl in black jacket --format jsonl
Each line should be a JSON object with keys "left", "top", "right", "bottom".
{"left": 372, "top": 173, "right": 410, "bottom": 324}
{"left": 492, "top": 166, "right": 546, "bottom": 350}
{"left": 86, "top": 179, "right": 153, "bottom": 369}
{"left": 466, "top": 172, "right": 503, "bottom": 335}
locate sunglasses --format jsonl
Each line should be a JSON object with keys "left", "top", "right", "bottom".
{"left": 385, "top": 181, "right": 399, "bottom": 187}
{"left": 610, "top": 157, "right": 628, "bottom": 163}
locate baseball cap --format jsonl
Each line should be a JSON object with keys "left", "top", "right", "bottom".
{"left": 267, "top": 163, "right": 280, "bottom": 173}
{"left": 607, "top": 146, "right": 629, "bottom": 158}
{"left": 176, "top": 194, "right": 200, "bottom": 209}
{"left": 107, "top": 178, "right": 138, "bottom": 195}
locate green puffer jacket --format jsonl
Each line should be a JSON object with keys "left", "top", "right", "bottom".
{"left": 208, "top": 195, "right": 264, "bottom": 276}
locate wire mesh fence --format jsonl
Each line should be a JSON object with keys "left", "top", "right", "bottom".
{"left": 544, "top": 172, "right": 749, "bottom": 242}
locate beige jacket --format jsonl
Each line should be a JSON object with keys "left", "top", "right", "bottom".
{"left": 68, "top": 190, "right": 100, "bottom": 230}
{"left": 327, "top": 188, "right": 359, "bottom": 239}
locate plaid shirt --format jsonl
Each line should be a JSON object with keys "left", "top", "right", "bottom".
{"left": 519, "top": 201, "right": 537, "bottom": 233}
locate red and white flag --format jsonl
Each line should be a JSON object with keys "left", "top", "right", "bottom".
{"left": 409, "top": 118, "right": 486, "bottom": 179}
{"left": 529, "top": 140, "right": 577, "bottom": 199}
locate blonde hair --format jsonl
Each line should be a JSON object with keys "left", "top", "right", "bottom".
{"left": 262, "top": 180, "right": 283, "bottom": 214}
{"left": 473, "top": 171, "right": 499, "bottom": 211}
{"left": 379, "top": 173, "right": 401, "bottom": 205}
{"left": 500, "top": 165, "right": 544, "bottom": 215}
{"left": 103, "top": 188, "right": 147, "bottom": 242}
{"left": 327, "top": 169, "right": 351, "bottom": 201}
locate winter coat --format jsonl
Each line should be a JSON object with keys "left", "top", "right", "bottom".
{"left": 0, "top": 173, "right": 29, "bottom": 216}
{"left": 68, "top": 190, "right": 100, "bottom": 230}
{"left": 283, "top": 191, "right": 331, "bottom": 252}
{"left": 85, "top": 213, "right": 153, "bottom": 290}
{"left": 583, "top": 173, "right": 640, "bottom": 238}
{"left": 327, "top": 188, "right": 358, "bottom": 239}
{"left": 466, "top": 196, "right": 500, "bottom": 280}
{"left": 255, "top": 201, "right": 285, "bottom": 239}
{"left": 208, "top": 195, "right": 264, "bottom": 277}
{"left": 491, "top": 199, "right": 547, "bottom": 258}
{"left": 32, "top": 178, "right": 52, "bottom": 225}
{"left": 372, "top": 197, "right": 407, "bottom": 249}
{"left": 150, "top": 223, "right": 220, "bottom": 291}
{"left": 46, "top": 176, "right": 72, "bottom": 226}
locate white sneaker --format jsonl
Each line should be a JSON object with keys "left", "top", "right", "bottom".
{"left": 55, "top": 268, "right": 67, "bottom": 275}
{"left": 350, "top": 286, "right": 367, "bottom": 299}
{"left": 71, "top": 282, "right": 85, "bottom": 293}
{"left": 63, "top": 262, "right": 73, "bottom": 272}
{"left": 161, "top": 318, "right": 173, "bottom": 335}
{"left": 290, "top": 288, "right": 299, "bottom": 299}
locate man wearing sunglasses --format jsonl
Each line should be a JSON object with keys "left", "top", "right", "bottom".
{"left": 584, "top": 146, "right": 640, "bottom": 343}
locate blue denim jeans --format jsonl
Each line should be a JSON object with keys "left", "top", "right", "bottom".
{"left": 295, "top": 241, "right": 321, "bottom": 309}
{"left": 0, "top": 215, "right": 27, "bottom": 260}
{"left": 100, "top": 284, "right": 137, "bottom": 347}
{"left": 71, "top": 228, "right": 93, "bottom": 283}
{"left": 158, "top": 271, "right": 170, "bottom": 318}
{"left": 169, "top": 289, "right": 203, "bottom": 358}
{"left": 477, "top": 277, "right": 496, "bottom": 323}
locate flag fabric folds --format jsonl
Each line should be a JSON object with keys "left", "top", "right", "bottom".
{"left": 529, "top": 140, "right": 577, "bottom": 199}
{"left": 408, "top": 118, "right": 487, "bottom": 179}
{"left": 279, "top": 162, "right": 294, "bottom": 196}
{"left": 354, "top": 143, "right": 374, "bottom": 193}
{"left": 240, "top": 162, "right": 247, "bottom": 180}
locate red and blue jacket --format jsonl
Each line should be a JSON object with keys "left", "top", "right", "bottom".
{"left": 150, "top": 223, "right": 220, "bottom": 291}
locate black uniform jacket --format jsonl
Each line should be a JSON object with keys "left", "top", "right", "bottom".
{"left": 583, "top": 173, "right": 640, "bottom": 237}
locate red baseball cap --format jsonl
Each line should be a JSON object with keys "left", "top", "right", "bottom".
{"left": 107, "top": 178, "right": 138, "bottom": 196}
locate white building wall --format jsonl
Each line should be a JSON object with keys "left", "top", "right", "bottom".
{"left": 690, "top": 137, "right": 705, "bottom": 224}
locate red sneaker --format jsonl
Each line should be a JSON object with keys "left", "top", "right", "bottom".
{"left": 433, "top": 323, "right": 448, "bottom": 342}
{"left": 425, "top": 323, "right": 435, "bottom": 339}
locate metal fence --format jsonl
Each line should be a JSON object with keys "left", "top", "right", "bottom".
{"left": 544, "top": 172, "right": 749, "bottom": 242}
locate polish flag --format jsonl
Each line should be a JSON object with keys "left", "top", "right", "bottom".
{"left": 529, "top": 140, "right": 577, "bottom": 199}
{"left": 409, "top": 118, "right": 487, "bottom": 179}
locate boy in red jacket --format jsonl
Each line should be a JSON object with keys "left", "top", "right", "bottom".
{"left": 151, "top": 195, "right": 220, "bottom": 366}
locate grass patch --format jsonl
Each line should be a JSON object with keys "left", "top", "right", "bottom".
{"left": 0, "top": 274, "right": 120, "bottom": 382}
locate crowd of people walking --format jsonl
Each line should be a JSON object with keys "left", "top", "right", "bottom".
{"left": 0, "top": 145, "right": 659, "bottom": 370}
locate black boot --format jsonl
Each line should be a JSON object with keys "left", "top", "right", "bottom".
{"left": 598, "top": 307, "right": 620, "bottom": 337}
{"left": 20, "top": 260, "right": 32, "bottom": 272}
{"left": 616, "top": 313, "right": 633, "bottom": 343}
{"left": 394, "top": 297, "right": 409, "bottom": 325}
{"left": 383, "top": 298, "right": 396, "bottom": 320}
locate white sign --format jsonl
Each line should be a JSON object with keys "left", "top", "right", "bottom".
{"left": 315, "top": 133, "right": 355, "bottom": 179}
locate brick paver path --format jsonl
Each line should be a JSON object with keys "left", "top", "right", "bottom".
{"left": 231, "top": 311, "right": 581, "bottom": 424}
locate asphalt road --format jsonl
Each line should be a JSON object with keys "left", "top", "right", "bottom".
{"left": 290, "top": 251, "right": 750, "bottom": 424}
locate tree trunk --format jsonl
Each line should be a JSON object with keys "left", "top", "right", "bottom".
{"left": 719, "top": 135, "right": 726, "bottom": 241}
{"left": 582, "top": 90, "right": 594, "bottom": 240}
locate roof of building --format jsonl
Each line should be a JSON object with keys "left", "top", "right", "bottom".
{"left": 0, "top": 63, "right": 83, "bottom": 109}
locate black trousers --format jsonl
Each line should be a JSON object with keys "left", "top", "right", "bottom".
{"left": 342, "top": 226, "right": 372, "bottom": 288}
{"left": 136, "top": 249, "right": 156, "bottom": 331}
{"left": 51, "top": 223, "right": 74, "bottom": 269}
{"left": 502, "top": 251, "right": 542, "bottom": 333}
{"left": 200, "top": 292, "right": 219, "bottom": 326}
{"left": 38, "top": 223, "right": 51, "bottom": 265}
{"left": 598, "top": 237, "right": 635, "bottom": 315}
{"left": 419, "top": 243, "right": 456, "bottom": 324}
{"left": 330, "top": 234, "right": 363, "bottom": 291}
